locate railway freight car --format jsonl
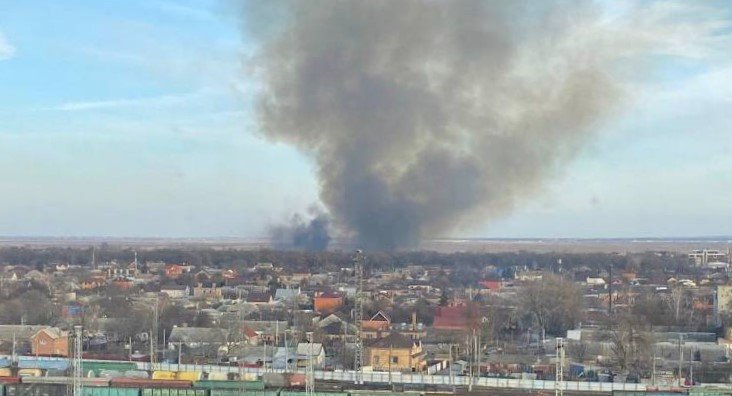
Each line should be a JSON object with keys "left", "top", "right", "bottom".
{"left": 111, "top": 379, "right": 192, "bottom": 389}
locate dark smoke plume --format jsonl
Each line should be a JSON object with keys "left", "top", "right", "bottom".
{"left": 241, "top": 1, "right": 723, "bottom": 250}
{"left": 270, "top": 212, "right": 331, "bottom": 251}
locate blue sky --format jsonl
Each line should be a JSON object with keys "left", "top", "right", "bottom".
{"left": 0, "top": 0, "right": 731, "bottom": 239}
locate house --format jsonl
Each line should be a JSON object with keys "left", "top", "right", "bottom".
{"left": 106, "top": 261, "right": 138, "bottom": 279}
{"left": 314, "top": 292, "right": 343, "bottom": 314}
{"left": 365, "top": 332, "right": 425, "bottom": 373}
{"left": 246, "top": 292, "right": 273, "bottom": 305}
{"left": 274, "top": 288, "right": 300, "bottom": 303}
{"left": 479, "top": 280, "right": 502, "bottom": 294}
{"left": 218, "top": 269, "right": 235, "bottom": 280}
{"left": 80, "top": 277, "right": 106, "bottom": 290}
{"left": 241, "top": 326, "right": 261, "bottom": 345}
{"left": 168, "top": 327, "right": 228, "bottom": 350}
{"left": 433, "top": 305, "right": 475, "bottom": 331}
{"left": 362, "top": 311, "right": 391, "bottom": 339}
{"left": 161, "top": 285, "right": 190, "bottom": 298}
{"left": 111, "top": 277, "right": 133, "bottom": 290}
{"left": 391, "top": 313, "right": 427, "bottom": 340}
{"left": 0, "top": 325, "right": 48, "bottom": 355}
{"left": 717, "top": 285, "right": 732, "bottom": 314}
{"left": 165, "top": 264, "right": 187, "bottom": 279}
{"left": 30, "top": 327, "right": 69, "bottom": 357}
{"left": 316, "top": 314, "right": 356, "bottom": 342}
{"left": 254, "top": 262, "right": 274, "bottom": 271}
{"left": 586, "top": 277, "right": 606, "bottom": 286}
{"left": 193, "top": 283, "right": 222, "bottom": 299}
{"left": 296, "top": 342, "right": 325, "bottom": 368}
{"left": 240, "top": 321, "right": 288, "bottom": 344}
{"left": 23, "top": 270, "right": 49, "bottom": 284}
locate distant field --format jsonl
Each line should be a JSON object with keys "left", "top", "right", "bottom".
{"left": 0, "top": 236, "right": 730, "bottom": 254}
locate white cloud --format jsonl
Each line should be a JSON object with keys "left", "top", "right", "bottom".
{"left": 0, "top": 32, "right": 16, "bottom": 60}
{"left": 46, "top": 91, "right": 207, "bottom": 112}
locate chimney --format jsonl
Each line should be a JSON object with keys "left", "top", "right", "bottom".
{"left": 411, "top": 312, "right": 417, "bottom": 331}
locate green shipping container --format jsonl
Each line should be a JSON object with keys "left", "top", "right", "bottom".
{"left": 142, "top": 389, "right": 206, "bottom": 396}
{"left": 83, "top": 387, "right": 141, "bottom": 396}
{"left": 210, "top": 391, "right": 279, "bottom": 396}
{"left": 195, "top": 380, "right": 265, "bottom": 390}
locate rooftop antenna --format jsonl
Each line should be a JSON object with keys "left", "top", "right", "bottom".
{"left": 353, "top": 250, "right": 365, "bottom": 385}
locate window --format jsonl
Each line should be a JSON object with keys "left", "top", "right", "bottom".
{"left": 373, "top": 356, "right": 380, "bottom": 364}
{"left": 391, "top": 356, "right": 398, "bottom": 364}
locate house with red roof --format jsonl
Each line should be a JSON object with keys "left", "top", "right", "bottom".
{"left": 314, "top": 291, "right": 344, "bottom": 314}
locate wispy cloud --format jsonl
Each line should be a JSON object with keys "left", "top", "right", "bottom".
{"left": 0, "top": 32, "right": 16, "bottom": 60}
{"left": 46, "top": 91, "right": 205, "bottom": 112}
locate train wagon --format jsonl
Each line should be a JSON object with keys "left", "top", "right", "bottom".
{"left": 83, "top": 388, "right": 141, "bottom": 396}
{"left": 111, "top": 379, "right": 192, "bottom": 389}
{"left": 16, "top": 369, "right": 42, "bottom": 378}
{"left": 193, "top": 380, "right": 265, "bottom": 391}
{"left": 21, "top": 376, "right": 110, "bottom": 387}
{"left": 204, "top": 373, "right": 227, "bottom": 381}
{"left": 209, "top": 391, "right": 279, "bottom": 396}
{"left": 175, "top": 373, "right": 203, "bottom": 382}
{"left": 4, "top": 382, "right": 67, "bottom": 396}
{"left": 141, "top": 389, "right": 205, "bottom": 396}
{"left": 151, "top": 372, "right": 177, "bottom": 381}
{"left": 83, "top": 361, "right": 138, "bottom": 378}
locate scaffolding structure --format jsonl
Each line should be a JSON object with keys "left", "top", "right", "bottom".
{"left": 353, "top": 250, "right": 365, "bottom": 385}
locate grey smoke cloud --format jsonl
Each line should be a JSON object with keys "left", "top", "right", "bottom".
{"left": 240, "top": 1, "right": 726, "bottom": 250}
{"left": 270, "top": 210, "right": 331, "bottom": 251}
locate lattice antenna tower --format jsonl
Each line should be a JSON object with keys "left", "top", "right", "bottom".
{"left": 555, "top": 337, "right": 564, "bottom": 396}
{"left": 353, "top": 249, "right": 365, "bottom": 384}
{"left": 73, "top": 325, "right": 83, "bottom": 396}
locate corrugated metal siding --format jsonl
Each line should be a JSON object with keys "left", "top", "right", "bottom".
{"left": 83, "top": 387, "right": 141, "bottom": 396}
{"left": 141, "top": 389, "right": 206, "bottom": 396}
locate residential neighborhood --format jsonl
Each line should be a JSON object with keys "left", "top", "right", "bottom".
{"left": 1, "top": 245, "right": 732, "bottom": 392}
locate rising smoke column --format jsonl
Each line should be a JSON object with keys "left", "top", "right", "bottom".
{"left": 241, "top": 1, "right": 727, "bottom": 250}
{"left": 270, "top": 211, "right": 331, "bottom": 251}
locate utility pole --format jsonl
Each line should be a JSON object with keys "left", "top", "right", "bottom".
{"left": 555, "top": 337, "right": 564, "bottom": 396}
{"left": 652, "top": 347, "right": 656, "bottom": 387}
{"left": 449, "top": 344, "right": 454, "bottom": 391}
{"left": 353, "top": 250, "right": 365, "bottom": 385}
{"left": 678, "top": 334, "right": 684, "bottom": 387}
{"left": 388, "top": 344, "right": 392, "bottom": 385}
{"left": 608, "top": 264, "right": 613, "bottom": 315}
{"left": 306, "top": 332, "right": 315, "bottom": 396}
{"left": 284, "top": 330, "right": 289, "bottom": 373}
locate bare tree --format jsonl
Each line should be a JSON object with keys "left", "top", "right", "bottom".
{"left": 517, "top": 274, "right": 584, "bottom": 338}
{"left": 602, "top": 313, "right": 651, "bottom": 375}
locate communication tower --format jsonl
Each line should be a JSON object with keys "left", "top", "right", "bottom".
{"left": 353, "top": 250, "right": 365, "bottom": 384}
{"left": 73, "top": 325, "right": 83, "bottom": 396}
{"left": 555, "top": 337, "right": 565, "bottom": 396}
